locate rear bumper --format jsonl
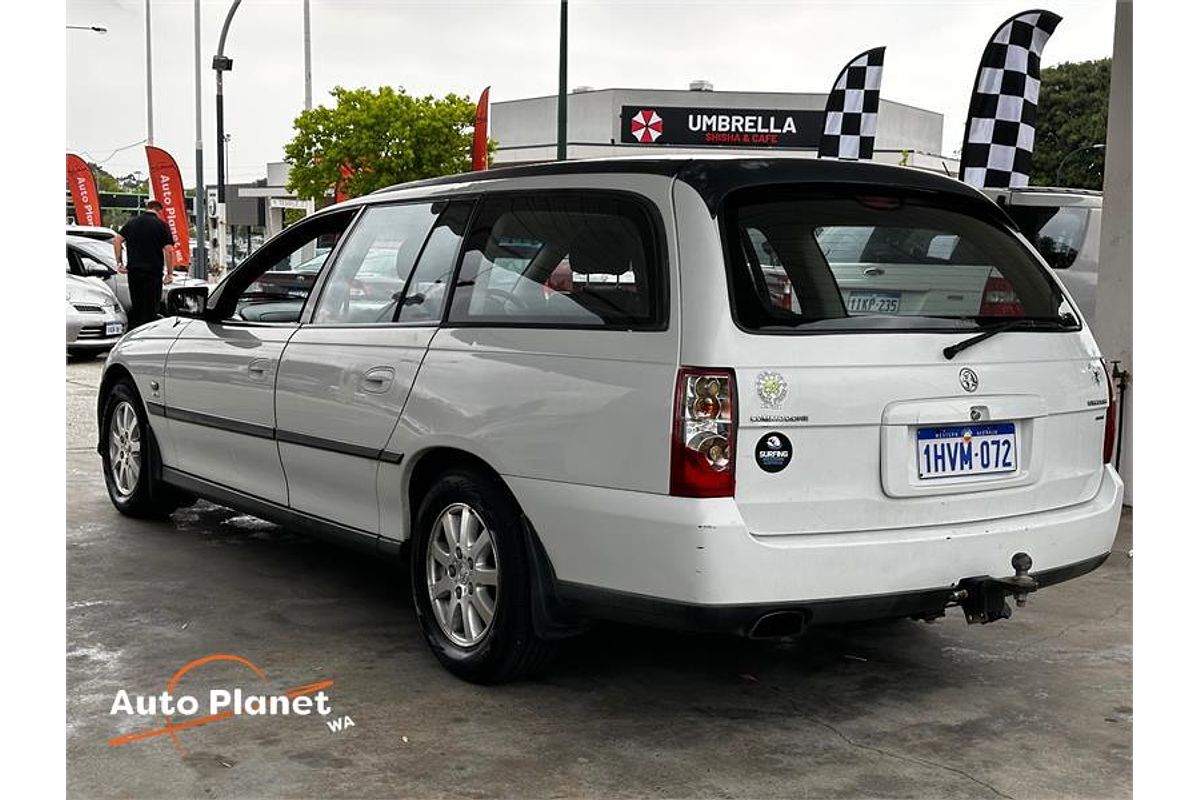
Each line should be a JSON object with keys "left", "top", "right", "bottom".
{"left": 557, "top": 552, "right": 1109, "bottom": 636}
{"left": 509, "top": 466, "right": 1123, "bottom": 629}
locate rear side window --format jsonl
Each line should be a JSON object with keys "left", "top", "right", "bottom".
{"left": 1006, "top": 205, "right": 1091, "bottom": 270}
{"left": 725, "top": 189, "right": 1076, "bottom": 332}
{"left": 448, "top": 193, "right": 664, "bottom": 329}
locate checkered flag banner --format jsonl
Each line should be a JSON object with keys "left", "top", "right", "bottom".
{"left": 958, "top": 10, "right": 1062, "bottom": 188}
{"left": 819, "top": 47, "right": 886, "bottom": 160}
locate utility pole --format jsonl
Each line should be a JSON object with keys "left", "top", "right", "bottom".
{"left": 556, "top": 0, "right": 567, "bottom": 160}
{"left": 145, "top": 0, "right": 154, "bottom": 145}
{"left": 303, "top": 0, "right": 313, "bottom": 110}
{"left": 192, "top": 0, "right": 207, "bottom": 279}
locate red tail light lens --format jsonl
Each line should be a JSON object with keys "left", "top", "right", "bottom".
{"left": 978, "top": 274, "right": 1024, "bottom": 317}
{"left": 1103, "top": 365, "right": 1117, "bottom": 464}
{"left": 670, "top": 368, "right": 737, "bottom": 497}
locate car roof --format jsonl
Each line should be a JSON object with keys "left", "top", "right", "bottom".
{"left": 370, "top": 156, "right": 996, "bottom": 211}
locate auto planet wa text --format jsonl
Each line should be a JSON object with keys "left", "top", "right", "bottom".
{"left": 110, "top": 688, "right": 332, "bottom": 717}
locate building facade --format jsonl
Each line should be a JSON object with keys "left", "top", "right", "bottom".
{"left": 492, "top": 85, "right": 958, "bottom": 173}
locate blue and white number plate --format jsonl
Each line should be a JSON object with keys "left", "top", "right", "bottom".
{"left": 917, "top": 422, "right": 1017, "bottom": 480}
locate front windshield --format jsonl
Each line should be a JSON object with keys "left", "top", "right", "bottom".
{"left": 725, "top": 188, "right": 1076, "bottom": 332}
{"left": 71, "top": 238, "right": 116, "bottom": 267}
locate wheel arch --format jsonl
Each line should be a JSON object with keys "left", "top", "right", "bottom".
{"left": 97, "top": 362, "right": 137, "bottom": 451}
{"left": 401, "top": 445, "right": 583, "bottom": 639}
{"left": 405, "top": 446, "right": 517, "bottom": 532}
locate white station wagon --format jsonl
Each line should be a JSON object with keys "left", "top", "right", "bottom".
{"left": 98, "top": 158, "right": 1123, "bottom": 682}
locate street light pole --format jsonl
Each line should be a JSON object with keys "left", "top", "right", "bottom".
{"left": 66, "top": 25, "right": 107, "bottom": 33}
{"left": 556, "top": 0, "right": 567, "bottom": 160}
{"left": 213, "top": 0, "right": 242, "bottom": 278}
{"left": 193, "top": 0, "right": 207, "bottom": 280}
{"left": 214, "top": 0, "right": 242, "bottom": 205}
{"left": 145, "top": 0, "right": 154, "bottom": 145}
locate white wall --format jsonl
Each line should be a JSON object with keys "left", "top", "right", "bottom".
{"left": 1093, "top": 0, "right": 1133, "bottom": 503}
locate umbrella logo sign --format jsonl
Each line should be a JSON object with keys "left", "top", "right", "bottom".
{"left": 630, "top": 109, "right": 663, "bottom": 143}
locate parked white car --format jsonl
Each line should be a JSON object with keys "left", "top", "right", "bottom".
{"left": 98, "top": 158, "right": 1122, "bottom": 682}
{"left": 66, "top": 273, "right": 126, "bottom": 357}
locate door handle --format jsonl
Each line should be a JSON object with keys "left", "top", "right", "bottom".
{"left": 247, "top": 358, "right": 274, "bottom": 378}
{"left": 360, "top": 366, "right": 395, "bottom": 393}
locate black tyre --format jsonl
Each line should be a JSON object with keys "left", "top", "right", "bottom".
{"left": 100, "top": 379, "right": 191, "bottom": 518}
{"left": 410, "top": 469, "right": 555, "bottom": 683}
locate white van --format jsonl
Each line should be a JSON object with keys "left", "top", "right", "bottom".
{"left": 99, "top": 158, "right": 1123, "bottom": 682}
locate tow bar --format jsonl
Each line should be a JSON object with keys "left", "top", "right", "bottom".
{"left": 951, "top": 553, "right": 1039, "bottom": 624}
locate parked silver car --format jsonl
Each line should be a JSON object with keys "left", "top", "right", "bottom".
{"left": 981, "top": 187, "right": 1102, "bottom": 323}
{"left": 66, "top": 273, "right": 126, "bottom": 357}
{"left": 66, "top": 300, "right": 84, "bottom": 345}
{"left": 67, "top": 234, "right": 207, "bottom": 314}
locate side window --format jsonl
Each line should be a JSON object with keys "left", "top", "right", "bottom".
{"left": 311, "top": 202, "right": 444, "bottom": 325}
{"left": 220, "top": 210, "right": 355, "bottom": 323}
{"left": 448, "top": 193, "right": 662, "bottom": 329}
{"left": 397, "top": 201, "right": 472, "bottom": 324}
{"left": 77, "top": 252, "right": 113, "bottom": 277}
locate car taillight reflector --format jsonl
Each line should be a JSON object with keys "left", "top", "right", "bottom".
{"left": 978, "top": 274, "right": 1024, "bottom": 317}
{"left": 1103, "top": 365, "right": 1117, "bottom": 464}
{"left": 670, "top": 368, "right": 737, "bottom": 497}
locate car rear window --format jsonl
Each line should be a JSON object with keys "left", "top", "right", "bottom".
{"left": 724, "top": 188, "right": 1076, "bottom": 332}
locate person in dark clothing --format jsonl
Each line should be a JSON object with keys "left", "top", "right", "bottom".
{"left": 112, "top": 201, "right": 176, "bottom": 329}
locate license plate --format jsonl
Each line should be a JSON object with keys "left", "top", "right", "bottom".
{"left": 917, "top": 422, "right": 1017, "bottom": 479}
{"left": 105, "top": 322, "right": 124, "bottom": 337}
{"left": 847, "top": 290, "right": 900, "bottom": 314}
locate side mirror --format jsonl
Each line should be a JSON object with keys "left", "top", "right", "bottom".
{"left": 166, "top": 285, "right": 209, "bottom": 318}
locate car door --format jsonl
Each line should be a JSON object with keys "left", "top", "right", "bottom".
{"left": 274, "top": 199, "right": 472, "bottom": 534}
{"left": 162, "top": 210, "right": 356, "bottom": 505}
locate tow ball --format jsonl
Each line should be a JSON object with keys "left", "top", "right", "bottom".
{"left": 951, "top": 553, "right": 1039, "bottom": 624}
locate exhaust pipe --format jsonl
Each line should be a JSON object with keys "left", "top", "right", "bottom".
{"left": 749, "top": 610, "right": 808, "bottom": 639}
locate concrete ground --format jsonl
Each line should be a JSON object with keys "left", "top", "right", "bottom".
{"left": 67, "top": 358, "right": 1132, "bottom": 799}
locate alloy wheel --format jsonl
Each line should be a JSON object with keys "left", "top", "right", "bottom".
{"left": 108, "top": 400, "right": 142, "bottom": 497}
{"left": 426, "top": 503, "right": 500, "bottom": 647}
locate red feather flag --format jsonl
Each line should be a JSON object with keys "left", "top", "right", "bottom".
{"left": 144, "top": 146, "right": 192, "bottom": 267}
{"left": 335, "top": 164, "right": 355, "bottom": 203}
{"left": 472, "top": 87, "right": 491, "bottom": 171}
{"left": 66, "top": 153, "right": 103, "bottom": 226}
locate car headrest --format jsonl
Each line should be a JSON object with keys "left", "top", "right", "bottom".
{"left": 566, "top": 218, "right": 643, "bottom": 276}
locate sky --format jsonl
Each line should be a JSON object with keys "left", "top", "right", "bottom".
{"left": 65, "top": 0, "right": 1117, "bottom": 186}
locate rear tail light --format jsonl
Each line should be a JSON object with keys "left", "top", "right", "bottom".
{"left": 1103, "top": 364, "right": 1117, "bottom": 464}
{"left": 978, "top": 274, "right": 1024, "bottom": 317}
{"left": 670, "top": 368, "right": 737, "bottom": 497}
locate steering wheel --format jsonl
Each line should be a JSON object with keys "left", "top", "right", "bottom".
{"left": 484, "top": 287, "right": 527, "bottom": 314}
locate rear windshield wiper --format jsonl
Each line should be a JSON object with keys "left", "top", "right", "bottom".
{"left": 942, "top": 318, "right": 1068, "bottom": 360}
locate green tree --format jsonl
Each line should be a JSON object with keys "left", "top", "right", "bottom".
{"left": 89, "top": 163, "right": 149, "bottom": 195}
{"left": 1030, "top": 59, "right": 1110, "bottom": 190}
{"left": 284, "top": 86, "right": 491, "bottom": 202}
